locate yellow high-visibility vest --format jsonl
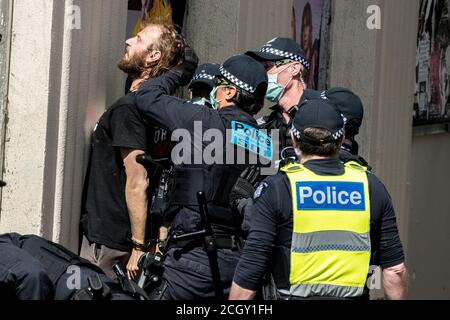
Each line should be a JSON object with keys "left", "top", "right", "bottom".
{"left": 281, "top": 161, "right": 371, "bottom": 298}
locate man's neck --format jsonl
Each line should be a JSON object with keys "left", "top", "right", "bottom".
{"left": 300, "top": 154, "right": 329, "bottom": 164}
{"left": 129, "top": 78, "right": 144, "bottom": 92}
{"left": 218, "top": 102, "right": 236, "bottom": 110}
{"left": 278, "top": 81, "right": 304, "bottom": 124}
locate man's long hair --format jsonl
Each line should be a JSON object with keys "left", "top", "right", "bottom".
{"left": 120, "top": 21, "right": 184, "bottom": 82}
{"left": 144, "top": 23, "right": 185, "bottom": 79}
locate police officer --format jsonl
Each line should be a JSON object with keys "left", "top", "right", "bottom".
{"left": 135, "top": 53, "right": 269, "bottom": 300}
{"left": 304, "top": 87, "right": 371, "bottom": 169}
{"left": 0, "top": 233, "right": 135, "bottom": 300}
{"left": 229, "top": 99, "right": 408, "bottom": 300}
{"left": 246, "top": 37, "right": 315, "bottom": 162}
{"left": 149, "top": 63, "right": 222, "bottom": 250}
{"left": 230, "top": 87, "right": 372, "bottom": 234}
{"left": 188, "top": 63, "right": 221, "bottom": 106}
{"left": 0, "top": 237, "right": 53, "bottom": 300}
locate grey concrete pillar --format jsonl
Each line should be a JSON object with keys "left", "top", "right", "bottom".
{"left": 0, "top": 0, "right": 13, "bottom": 183}
{"left": 0, "top": 0, "right": 127, "bottom": 251}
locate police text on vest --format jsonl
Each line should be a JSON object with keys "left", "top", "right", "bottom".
{"left": 296, "top": 181, "right": 365, "bottom": 210}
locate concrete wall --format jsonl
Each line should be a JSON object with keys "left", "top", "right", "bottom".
{"left": 184, "top": 0, "right": 241, "bottom": 66}
{"left": 328, "top": 0, "right": 380, "bottom": 163}
{"left": 0, "top": 0, "right": 449, "bottom": 299}
{"left": 184, "top": 0, "right": 292, "bottom": 64}
{"left": 331, "top": 0, "right": 450, "bottom": 299}
{"left": 326, "top": 0, "right": 418, "bottom": 248}
{"left": 409, "top": 133, "right": 450, "bottom": 299}
{"left": 0, "top": 0, "right": 127, "bottom": 251}
{"left": 0, "top": 0, "right": 13, "bottom": 181}
{"left": 184, "top": 0, "right": 293, "bottom": 117}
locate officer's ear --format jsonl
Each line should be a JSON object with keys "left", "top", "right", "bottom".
{"left": 224, "top": 86, "right": 238, "bottom": 101}
{"left": 289, "top": 62, "right": 303, "bottom": 78}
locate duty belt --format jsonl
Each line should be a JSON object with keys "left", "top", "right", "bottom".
{"left": 168, "top": 234, "right": 241, "bottom": 251}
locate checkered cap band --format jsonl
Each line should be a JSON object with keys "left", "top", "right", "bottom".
{"left": 219, "top": 66, "right": 256, "bottom": 93}
{"left": 291, "top": 126, "right": 302, "bottom": 140}
{"left": 189, "top": 73, "right": 215, "bottom": 86}
{"left": 320, "top": 91, "right": 349, "bottom": 125}
{"left": 260, "top": 47, "right": 310, "bottom": 70}
{"left": 291, "top": 116, "right": 347, "bottom": 142}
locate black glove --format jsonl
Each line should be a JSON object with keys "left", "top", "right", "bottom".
{"left": 229, "top": 166, "right": 261, "bottom": 208}
{"left": 170, "top": 40, "right": 199, "bottom": 86}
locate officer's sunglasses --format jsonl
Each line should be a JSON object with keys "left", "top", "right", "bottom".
{"left": 215, "top": 78, "right": 233, "bottom": 87}
{"left": 262, "top": 59, "right": 293, "bottom": 71}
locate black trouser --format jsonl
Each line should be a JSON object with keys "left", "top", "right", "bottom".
{"left": 0, "top": 243, "right": 53, "bottom": 300}
{"left": 161, "top": 247, "right": 240, "bottom": 300}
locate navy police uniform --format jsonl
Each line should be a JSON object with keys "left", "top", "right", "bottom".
{"left": 256, "top": 89, "right": 317, "bottom": 162}
{"left": 0, "top": 240, "right": 52, "bottom": 300}
{"left": 135, "top": 54, "right": 269, "bottom": 299}
{"left": 303, "top": 87, "right": 372, "bottom": 170}
{"left": 0, "top": 233, "right": 133, "bottom": 300}
{"left": 233, "top": 100, "right": 405, "bottom": 299}
{"left": 239, "top": 87, "right": 370, "bottom": 234}
{"left": 148, "top": 63, "right": 221, "bottom": 231}
{"left": 246, "top": 37, "right": 315, "bottom": 162}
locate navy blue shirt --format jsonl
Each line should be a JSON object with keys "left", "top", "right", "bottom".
{"left": 233, "top": 158, "right": 405, "bottom": 292}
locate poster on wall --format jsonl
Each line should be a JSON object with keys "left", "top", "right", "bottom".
{"left": 292, "top": 0, "right": 325, "bottom": 90}
{"left": 414, "top": 0, "right": 450, "bottom": 127}
{"left": 127, "top": 0, "right": 186, "bottom": 39}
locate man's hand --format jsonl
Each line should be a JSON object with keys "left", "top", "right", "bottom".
{"left": 127, "top": 248, "right": 146, "bottom": 280}
{"left": 170, "top": 41, "right": 199, "bottom": 86}
{"left": 383, "top": 262, "right": 408, "bottom": 300}
{"left": 229, "top": 281, "right": 257, "bottom": 300}
{"left": 229, "top": 166, "right": 261, "bottom": 209}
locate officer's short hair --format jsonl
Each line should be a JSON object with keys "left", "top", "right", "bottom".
{"left": 292, "top": 99, "right": 345, "bottom": 157}
{"left": 297, "top": 128, "right": 342, "bottom": 157}
{"left": 231, "top": 83, "right": 267, "bottom": 116}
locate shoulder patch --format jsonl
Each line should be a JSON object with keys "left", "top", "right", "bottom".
{"left": 230, "top": 121, "right": 273, "bottom": 160}
{"left": 253, "top": 182, "right": 269, "bottom": 200}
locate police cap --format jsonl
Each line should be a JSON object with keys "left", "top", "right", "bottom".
{"left": 292, "top": 99, "right": 346, "bottom": 145}
{"left": 189, "top": 63, "right": 221, "bottom": 89}
{"left": 246, "top": 37, "right": 310, "bottom": 70}
{"left": 219, "top": 54, "right": 268, "bottom": 94}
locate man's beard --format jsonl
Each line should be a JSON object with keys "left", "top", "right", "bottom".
{"left": 117, "top": 50, "right": 148, "bottom": 79}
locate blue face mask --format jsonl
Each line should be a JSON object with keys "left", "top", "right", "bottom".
{"left": 265, "top": 65, "right": 292, "bottom": 103}
{"left": 209, "top": 86, "right": 224, "bottom": 110}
